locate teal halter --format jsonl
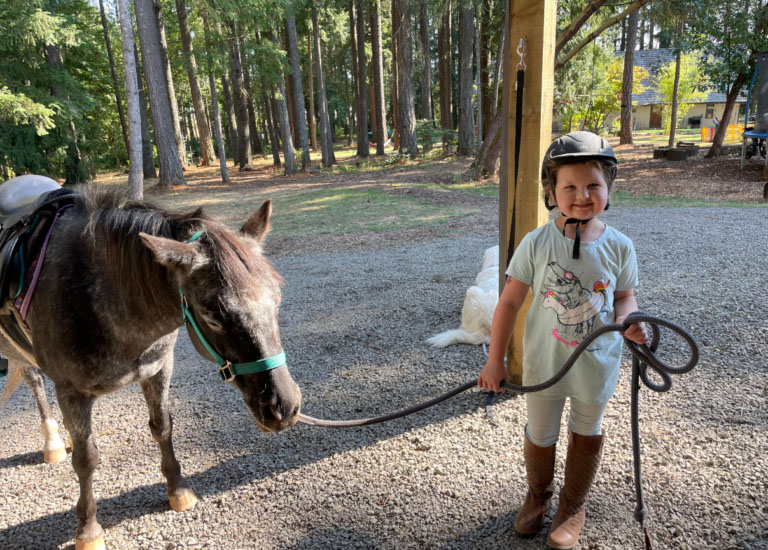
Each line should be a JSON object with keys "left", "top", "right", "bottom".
{"left": 180, "top": 231, "right": 285, "bottom": 382}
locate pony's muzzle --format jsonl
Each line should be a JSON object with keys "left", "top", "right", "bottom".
{"left": 255, "top": 367, "right": 301, "bottom": 432}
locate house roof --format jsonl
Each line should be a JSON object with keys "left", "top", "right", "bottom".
{"left": 614, "top": 48, "right": 745, "bottom": 105}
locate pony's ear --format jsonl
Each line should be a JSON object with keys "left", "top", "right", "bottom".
{"left": 139, "top": 233, "right": 204, "bottom": 271}
{"left": 240, "top": 200, "right": 272, "bottom": 243}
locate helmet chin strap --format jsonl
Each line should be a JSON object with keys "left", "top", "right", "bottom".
{"left": 561, "top": 215, "right": 592, "bottom": 259}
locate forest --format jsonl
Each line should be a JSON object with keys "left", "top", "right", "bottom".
{"left": 0, "top": 0, "right": 766, "bottom": 198}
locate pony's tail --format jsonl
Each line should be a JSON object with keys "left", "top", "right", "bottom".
{"left": 0, "top": 364, "right": 24, "bottom": 406}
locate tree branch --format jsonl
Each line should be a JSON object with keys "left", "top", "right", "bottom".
{"left": 555, "top": 0, "right": 609, "bottom": 59}
{"left": 555, "top": 0, "right": 652, "bottom": 71}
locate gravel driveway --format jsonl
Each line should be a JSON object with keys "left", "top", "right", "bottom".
{"left": 1, "top": 206, "right": 766, "bottom": 550}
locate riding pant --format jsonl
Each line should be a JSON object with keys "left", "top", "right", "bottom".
{"left": 524, "top": 394, "right": 608, "bottom": 447}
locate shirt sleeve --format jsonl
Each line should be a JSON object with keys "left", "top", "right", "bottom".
{"left": 505, "top": 231, "right": 535, "bottom": 285}
{"left": 615, "top": 239, "right": 639, "bottom": 291}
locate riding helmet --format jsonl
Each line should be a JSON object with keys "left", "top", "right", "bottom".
{"left": 541, "top": 131, "right": 617, "bottom": 210}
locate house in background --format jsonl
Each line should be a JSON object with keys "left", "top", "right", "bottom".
{"left": 615, "top": 48, "right": 747, "bottom": 130}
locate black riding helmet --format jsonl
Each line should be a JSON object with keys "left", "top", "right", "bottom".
{"left": 541, "top": 131, "right": 618, "bottom": 259}
{"left": 541, "top": 131, "right": 617, "bottom": 211}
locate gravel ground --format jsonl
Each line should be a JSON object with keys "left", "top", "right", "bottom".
{"left": 1, "top": 206, "right": 766, "bottom": 550}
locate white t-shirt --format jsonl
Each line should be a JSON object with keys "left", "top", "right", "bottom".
{"left": 506, "top": 220, "right": 639, "bottom": 404}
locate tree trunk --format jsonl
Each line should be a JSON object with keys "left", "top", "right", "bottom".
{"left": 285, "top": 3, "right": 311, "bottom": 171}
{"left": 391, "top": 0, "right": 400, "bottom": 151}
{"left": 99, "top": 0, "right": 129, "bottom": 155}
{"left": 619, "top": 8, "right": 638, "bottom": 145}
{"left": 154, "top": 2, "right": 187, "bottom": 168}
{"left": 418, "top": 0, "right": 432, "bottom": 122}
{"left": 175, "top": 0, "right": 215, "bottom": 166}
{"left": 134, "top": 0, "right": 185, "bottom": 187}
{"left": 221, "top": 71, "right": 238, "bottom": 162}
{"left": 479, "top": 0, "right": 492, "bottom": 142}
{"left": 262, "top": 87, "right": 281, "bottom": 166}
{"left": 370, "top": 0, "right": 387, "bottom": 155}
{"left": 307, "top": 31, "right": 317, "bottom": 152}
{"left": 393, "top": 0, "right": 419, "bottom": 157}
{"left": 312, "top": 1, "right": 336, "bottom": 167}
{"left": 227, "top": 20, "right": 253, "bottom": 170}
{"left": 457, "top": 2, "right": 474, "bottom": 155}
{"left": 491, "top": 21, "right": 504, "bottom": 118}
{"left": 272, "top": 31, "right": 298, "bottom": 174}
{"left": 668, "top": 48, "right": 681, "bottom": 147}
{"left": 201, "top": 10, "right": 230, "bottom": 183}
{"left": 132, "top": 34, "right": 156, "bottom": 178}
{"left": 116, "top": 0, "right": 142, "bottom": 198}
{"left": 706, "top": 69, "right": 750, "bottom": 158}
{"left": 348, "top": 0, "right": 359, "bottom": 147}
{"left": 474, "top": 9, "right": 481, "bottom": 146}
{"left": 369, "top": 65, "right": 378, "bottom": 142}
{"left": 438, "top": 2, "right": 452, "bottom": 153}
{"left": 238, "top": 34, "right": 263, "bottom": 155}
{"left": 255, "top": 32, "right": 281, "bottom": 167}
{"left": 355, "top": 0, "right": 370, "bottom": 157}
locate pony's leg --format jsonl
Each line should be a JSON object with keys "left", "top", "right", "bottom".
{"left": 20, "top": 365, "right": 67, "bottom": 464}
{"left": 140, "top": 359, "right": 197, "bottom": 512}
{"left": 55, "top": 385, "right": 105, "bottom": 550}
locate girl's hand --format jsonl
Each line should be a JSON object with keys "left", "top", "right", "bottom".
{"left": 616, "top": 315, "right": 648, "bottom": 345}
{"left": 478, "top": 359, "right": 507, "bottom": 393}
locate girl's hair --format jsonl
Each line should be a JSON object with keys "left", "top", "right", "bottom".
{"left": 541, "top": 159, "right": 615, "bottom": 211}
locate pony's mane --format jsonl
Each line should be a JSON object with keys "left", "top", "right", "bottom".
{"left": 77, "top": 187, "right": 205, "bottom": 309}
{"left": 74, "top": 186, "right": 279, "bottom": 309}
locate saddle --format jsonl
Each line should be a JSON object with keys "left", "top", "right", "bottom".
{"left": 0, "top": 175, "right": 76, "bottom": 356}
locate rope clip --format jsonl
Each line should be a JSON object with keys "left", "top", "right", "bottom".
{"left": 516, "top": 38, "right": 527, "bottom": 71}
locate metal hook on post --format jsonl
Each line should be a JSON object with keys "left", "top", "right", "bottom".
{"left": 516, "top": 37, "right": 527, "bottom": 71}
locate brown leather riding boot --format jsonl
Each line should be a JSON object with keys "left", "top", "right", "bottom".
{"left": 514, "top": 432, "right": 556, "bottom": 535}
{"left": 546, "top": 430, "right": 605, "bottom": 549}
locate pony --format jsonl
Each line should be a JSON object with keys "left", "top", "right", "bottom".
{"left": 0, "top": 186, "right": 301, "bottom": 550}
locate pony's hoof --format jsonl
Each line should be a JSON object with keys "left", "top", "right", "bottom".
{"left": 75, "top": 534, "right": 105, "bottom": 550}
{"left": 43, "top": 445, "right": 67, "bottom": 464}
{"left": 169, "top": 488, "right": 198, "bottom": 512}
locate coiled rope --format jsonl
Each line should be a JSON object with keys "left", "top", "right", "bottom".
{"left": 298, "top": 311, "right": 698, "bottom": 549}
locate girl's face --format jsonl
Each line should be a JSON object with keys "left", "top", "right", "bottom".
{"left": 549, "top": 163, "right": 609, "bottom": 219}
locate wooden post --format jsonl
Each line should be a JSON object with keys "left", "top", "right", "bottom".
{"left": 499, "top": 0, "right": 556, "bottom": 384}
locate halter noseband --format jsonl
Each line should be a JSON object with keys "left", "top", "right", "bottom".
{"left": 179, "top": 230, "right": 285, "bottom": 382}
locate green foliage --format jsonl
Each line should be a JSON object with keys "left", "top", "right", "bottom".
{"left": 0, "top": 0, "right": 116, "bottom": 178}
{"left": 688, "top": 0, "right": 768, "bottom": 93}
{"left": 555, "top": 41, "right": 614, "bottom": 134}
{"left": 415, "top": 119, "right": 441, "bottom": 152}
{"left": 655, "top": 52, "right": 708, "bottom": 132}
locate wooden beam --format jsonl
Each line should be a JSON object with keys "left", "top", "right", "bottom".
{"left": 499, "top": 0, "right": 556, "bottom": 384}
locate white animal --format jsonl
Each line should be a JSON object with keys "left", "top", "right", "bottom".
{"left": 427, "top": 245, "right": 499, "bottom": 347}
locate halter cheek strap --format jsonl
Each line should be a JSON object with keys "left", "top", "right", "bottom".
{"left": 562, "top": 216, "right": 592, "bottom": 260}
{"left": 180, "top": 231, "right": 286, "bottom": 382}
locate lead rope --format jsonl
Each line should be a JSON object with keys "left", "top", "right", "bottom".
{"left": 505, "top": 38, "right": 527, "bottom": 267}
{"left": 298, "top": 312, "right": 697, "bottom": 549}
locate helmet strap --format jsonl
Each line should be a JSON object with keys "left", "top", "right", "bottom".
{"left": 561, "top": 215, "right": 592, "bottom": 259}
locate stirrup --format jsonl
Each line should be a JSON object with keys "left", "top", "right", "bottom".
{"left": 0, "top": 355, "right": 8, "bottom": 377}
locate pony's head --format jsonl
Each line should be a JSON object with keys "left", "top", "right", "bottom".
{"left": 140, "top": 200, "right": 301, "bottom": 433}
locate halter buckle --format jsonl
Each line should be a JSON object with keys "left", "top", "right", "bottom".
{"left": 219, "top": 361, "right": 235, "bottom": 382}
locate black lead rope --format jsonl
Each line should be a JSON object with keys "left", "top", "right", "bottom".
{"left": 505, "top": 40, "right": 527, "bottom": 267}
{"left": 298, "top": 312, "right": 698, "bottom": 550}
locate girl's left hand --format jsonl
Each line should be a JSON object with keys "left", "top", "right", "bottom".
{"left": 616, "top": 316, "right": 648, "bottom": 345}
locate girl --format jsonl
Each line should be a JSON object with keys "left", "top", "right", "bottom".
{"left": 478, "top": 131, "right": 647, "bottom": 549}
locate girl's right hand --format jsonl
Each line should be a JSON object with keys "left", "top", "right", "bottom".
{"left": 478, "top": 359, "right": 507, "bottom": 393}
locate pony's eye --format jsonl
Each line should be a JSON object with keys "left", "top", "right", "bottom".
{"left": 200, "top": 313, "right": 224, "bottom": 332}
